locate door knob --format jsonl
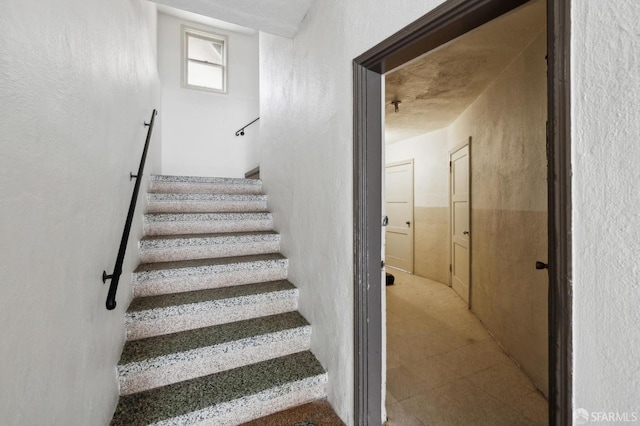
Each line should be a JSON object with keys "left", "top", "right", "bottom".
{"left": 463, "top": 230, "right": 470, "bottom": 235}
{"left": 406, "top": 221, "right": 411, "bottom": 227}
{"left": 536, "top": 261, "right": 549, "bottom": 270}
{"left": 382, "top": 216, "right": 389, "bottom": 227}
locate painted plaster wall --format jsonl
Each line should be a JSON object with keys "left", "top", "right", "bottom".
{"left": 158, "top": 13, "right": 259, "bottom": 177}
{"left": 386, "top": 130, "right": 450, "bottom": 284}
{"left": 0, "top": 1, "right": 160, "bottom": 424}
{"left": 572, "top": 0, "right": 640, "bottom": 415}
{"left": 449, "top": 31, "right": 548, "bottom": 394}
{"left": 259, "top": 0, "right": 448, "bottom": 422}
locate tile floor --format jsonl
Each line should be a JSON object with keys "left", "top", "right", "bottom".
{"left": 385, "top": 269, "right": 548, "bottom": 426}
{"left": 241, "top": 399, "right": 345, "bottom": 425}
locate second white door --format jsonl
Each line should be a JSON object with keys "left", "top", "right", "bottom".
{"left": 385, "top": 160, "right": 414, "bottom": 273}
{"left": 450, "top": 142, "right": 470, "bottom": 304}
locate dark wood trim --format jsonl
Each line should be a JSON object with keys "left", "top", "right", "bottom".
{"left": 354, "top": 0, "right": 529, "bottom": 74}
{"left": 353, "top": 62, "right": 383, "bottom": 426}
{"left": 353, "top": 0, "right": 572, "bottom": 425}
{"left": 547, "top": 0, "right": 572, "bottom": 424}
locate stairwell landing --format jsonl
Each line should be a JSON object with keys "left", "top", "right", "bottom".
{"left": 110, "top": 175, "right": 328, "bottom": 425}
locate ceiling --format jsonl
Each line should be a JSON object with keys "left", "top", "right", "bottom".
{"left": 156, "top": 4, "right": 257, "bottom": 35}
{"left": 384, "top": 0, "right": 546, "bottom": 144}
{"left": 150, "top": 0, "right": 314, "bottom": 38}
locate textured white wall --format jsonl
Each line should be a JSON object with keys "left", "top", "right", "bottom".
{"left": 450, "top": 30, "right": 549, "bottom": 394}
{"left": 0, "top": 0, "right": 160, "bottom": 424}
{"left": 158, "top": 13, "right": 259, "bottom": 178}
{"left": 259, "top": 0, "right": 446, "bottom": 422}
{"left": 572, "top": 0, "right": 640, "bottom": 415}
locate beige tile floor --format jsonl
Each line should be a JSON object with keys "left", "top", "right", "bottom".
{"left": 385, "top": 269, "right": 548, "bottom": 426}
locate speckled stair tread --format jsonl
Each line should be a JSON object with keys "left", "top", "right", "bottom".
{"left": 120, "top": 312, "right": 309, "bottom": 365}
{"left": 150, "top": 175, "right": 263, "bottom": 185}
{"left": 140, "top": 231, "right": 279, "bottom": 246}
{"left": 143, "top": 212, "right": 275, "bottom": 236}
{"left": 148, "top": 175, "right": 263, "bottom": 194}
{"left": 125, "top": 280, "right": 298, "bottom": 341}
{"left": 134, "top": 253, "right": 286, "bottom": 273}
{"left": 128, "top": 280, "right": 296, "bottom": 313}
{"left": 148, "top": 193, "right": 267, "bottom": 202}
{"left": 144, "top": 212, "right": 273, "bottom": 222}
{"left": 146, "top": 193, "right": 268, "bottom": 214}
{"left": 111, "top": 351, "right": 327, "bottom": 426}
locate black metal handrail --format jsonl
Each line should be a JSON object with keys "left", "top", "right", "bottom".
{"left": 235, "top": 117, "right": 259, "bottom": 136}
{"left": 102, "top": 109, "right": 158, "bottom": 310}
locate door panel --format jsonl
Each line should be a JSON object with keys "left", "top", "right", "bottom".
{"left": 385, "top": 160, "right": 414, "bottom": 273}
{"left": 450, "top": 143, "right": 470, "bottom": 304}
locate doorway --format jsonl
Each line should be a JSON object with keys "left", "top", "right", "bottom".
{"left": 353, "top": 0, "right": 571, "bottom": 425}
{"left": 385, "top": 160, "right": 415, "bottom": 273}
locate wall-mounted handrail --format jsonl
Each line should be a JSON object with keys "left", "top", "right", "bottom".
{"left": 235, "top": 117, "right": 259, "bottom": 136}
{"left": 102, "top": 109, "right": 158, "bottom": 310}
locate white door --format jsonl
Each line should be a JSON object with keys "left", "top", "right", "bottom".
{"left": 450, "top": 142, "right": 470, "bottom": 304}
{"left": 385, "top": 160, "right": 414, "bottom": 273}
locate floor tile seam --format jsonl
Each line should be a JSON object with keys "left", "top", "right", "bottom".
{"left": 430, "top": 376, "right": 516, "bottom": 407}
{"left": 511, "top": 390, "right": 549, "bottom": 419}
{"left": 118, "top": 327, "right": 312, "bottom": 376}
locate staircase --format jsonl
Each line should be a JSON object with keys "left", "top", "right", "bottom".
{"left": 111, "top": 175, "right": 327, "bottom": 425}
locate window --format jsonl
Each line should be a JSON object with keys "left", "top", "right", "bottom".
{"left": 183, "top": 27, "right": 227, "bottom": 93}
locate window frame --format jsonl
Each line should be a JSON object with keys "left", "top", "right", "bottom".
{"left": 181, "top": 26, "right": 228, "bottom": 94}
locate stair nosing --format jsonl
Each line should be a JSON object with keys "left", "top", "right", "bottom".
{"left": 150, "top": 175, "right": 262, "bottom": 185}
{"left": 153, "top": 375, "right": 326, "bottom": 426}
{"left": 127, "top": 280, "right": 297, "bottom": 316}
{"left": 119, "top": 327, "right": 311, "bottom": 378}
{"left": 111, "top": 352, "right": 326, "bottom": 425}
{"left": 144, "top": 212, "right": 273, "bottom": 220}
{"left": 134, "top": 253, "right": 286, "bottom": 274}
{"left": 140, "top": 231, "right": 279, "bottom": 246}
{"left": 119, "top": 314, "right": 311, "bottom": 376}
{"left": 126, "top": 289, "right": 298, "bottom": 324}
{"left": 148, "top": 193, "right": 267, "bottom": 201}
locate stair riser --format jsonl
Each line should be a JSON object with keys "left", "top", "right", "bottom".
{"left": 143, "top": 220, "right": 274, "bottom": 236}
{"left": 119, "top": 332, "right": 311, "bottom": 395}
{"left": 149, "top": 181, "right": 263, "bottom": 195}
{"left": 139, "top": 241, "right": 281, "bottom": 263}
{"left": 147, "top": 201, "right": 267, "bottom": 214}
{"left": 133, "top": 266, "right": 288, "bottom": 297}
{"left": 153, "top": 376, "right": 327, "bottom": 426}
{"left": 126, "top": 297, "right": 298, "bottom": 341}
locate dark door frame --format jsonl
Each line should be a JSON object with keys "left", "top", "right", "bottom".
{"left": 352, "top": 0, "right": 571, "bottom": 425}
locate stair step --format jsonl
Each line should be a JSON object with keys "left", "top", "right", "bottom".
{"left": 111, "top": 351, "right": 327, "bottom": 426}
{"left": 149, "top": 175, "right": 263, "bottom": 195}
{"left": 147, "top": 193, "right": 268, "bottom": 213}
{"left": 143, "top": 212, "right": 274, "bottom": 236}
{"left": 126, "top": 280, "right": 298, "bottom": 340}
{"left": 118, "top": 312, "right": 311, "bottom": 395}
{"left": 139, "top": 231, "right": 281, "bottom": 263}
{"left": 133, "top": 253, "right": 288, "bottom": 297}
